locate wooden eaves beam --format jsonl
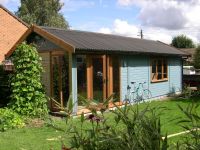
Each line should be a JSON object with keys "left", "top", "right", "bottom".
{"left": 5, "top": 25, "right": 75, "bottom": 58}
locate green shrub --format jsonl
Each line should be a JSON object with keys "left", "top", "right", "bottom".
{"left": 9, "top": 42, "right": 48, "bottom": 116}
{"left": 178, "top": 103, "right": 200, "bottom": 150}
{"left": 0, "top": 108, "right": 25, "bottom": 131}
{"left": 59, "top": 96, "right": 168, "bottom": 150}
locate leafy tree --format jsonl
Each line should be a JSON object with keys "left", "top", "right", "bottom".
{"left": 193, "top": 45, "right": 200, "bottom": 69}
{"left": 9, "top": 42, "right": 48, "bottom": 116}
{"left": 16, "top": 0, "right": 69, "bottom": 29}
{"left": 171, "top": 34, "right": 195, "bottom": 48}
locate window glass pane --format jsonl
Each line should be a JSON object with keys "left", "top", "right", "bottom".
{"left": 157, "top": 59, "right": 162, "bottom": 80}
{"left": 51, "top": 54, "right": 70, "bottom": 110}
{"left": 61, "top": 54, "right": 69, "bottom": 106}
{"left": 52, "top": 56, "right": 59, "bottom": 101}
{"left": 163, "top": 59, "right": 167, "bottom": 78}
{"left": 151, "top": 60, "right": 157, "bottom": 80}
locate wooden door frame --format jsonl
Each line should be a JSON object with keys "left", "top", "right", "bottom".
{"left": 86, "top": 55, "right": 107, "bottom": 100}
{"left": 107, "top": 55, "right": 113, "bottom": 97}
{"left": 108, "top": 55, "right": 122, "bottom": 106}
{"left": 86, "top": 54, "right": 121, "bottom": 102}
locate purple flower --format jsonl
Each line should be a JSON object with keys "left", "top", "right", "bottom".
{"left": 86, "top": 114, "right": 103, "bottom": 123}
{"left": 87, "top": 114, "right": 95, "bottom": 120}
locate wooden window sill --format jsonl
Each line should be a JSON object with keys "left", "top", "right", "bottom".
{"left": 151, "top": 79, "right": 168, "bottom": 83}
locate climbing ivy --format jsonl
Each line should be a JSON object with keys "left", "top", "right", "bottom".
{"left": 9, "top": 42, "right": 48, "bottom": 116}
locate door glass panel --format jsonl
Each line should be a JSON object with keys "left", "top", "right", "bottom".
{"left": 112, "top": 57, "right": 120, "bottom": 101}
{"left": 93, "top": 57, "right": 103, "bottom": 102}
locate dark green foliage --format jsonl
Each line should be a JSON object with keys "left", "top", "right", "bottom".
{"left": 9, "top": 42, "right": 48, "bottom": 116}
{"left": 0, "top": 66, "right": 11, "bottom": 107}
{"left": 16, "top": 0, "right": 69, "bottom": 29}
{"left": 0, "top": 108, "right": 25, "bottom": 131}
{"left": 178, "top": 103, "right": 200, "bottom": 150}
{"left": 193, "top": 46, "right": 200, "bottom": 69}
{"left": 60, "top": 97, "right": 168, "bottom": 150}
{"left": 171, "top": 35, "right": 195, "bottom": 48}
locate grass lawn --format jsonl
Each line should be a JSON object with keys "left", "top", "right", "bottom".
{"left": 0, "top": 97, "right": 199, "bottom": 150}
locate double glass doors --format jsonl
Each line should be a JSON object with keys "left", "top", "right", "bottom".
{"left": 51, "top": 53, "right": 120, "bottom": 111}
{"left": 77, "top": 55, "right": 120, "bottom": 103}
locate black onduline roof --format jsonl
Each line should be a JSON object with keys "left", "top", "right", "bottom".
{"left": 41, "top": 26, "right": 187, "bottom": 56}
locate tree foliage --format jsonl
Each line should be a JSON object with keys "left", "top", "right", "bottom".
{"left": 171, "top": 35, "right": 195, "bottom": 48}
{"left": 193, "top": 45, "right": 200, "bottom": 69}
{"left": 9, "top": 43, "right": 48, "bottom": 116}
{"left": 16, "top": 0, "right": 69, "bottom": 29}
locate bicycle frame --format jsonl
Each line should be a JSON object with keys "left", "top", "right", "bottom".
{"left": 125, "top": 81, "right": 152, "bottom": 104}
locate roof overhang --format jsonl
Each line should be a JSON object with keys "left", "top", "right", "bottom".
{"left": 5, "top": 25, "right": 75, "bottom": 58}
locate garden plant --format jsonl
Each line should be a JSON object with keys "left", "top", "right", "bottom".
{"left": 9, "top": 42, "right": 48, "bottom": 116}
{"left": 0, "top": 42, "right": 48, "bottom": 132}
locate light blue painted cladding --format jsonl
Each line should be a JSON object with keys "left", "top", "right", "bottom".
{"left": 120, "top": 55, "right": 182, "bottom": 101}
{"left": 149, "top": 81, "right": 170, "bottom": 98}
{"left": 121, "top": 55, "right": 150, "bottom": 101}
{"left": 121, "top": 57, "right": 128, "bottom": 101}
{"left": 169, "top": 57, "right": 182, "bottom": 92}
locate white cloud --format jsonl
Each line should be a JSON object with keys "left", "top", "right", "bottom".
{"left": 139, "top": 4, "right": 186, "bottom": 30}
{"left": 113, "top": 19, "right": 139, "bottom": 36}
{"left": 98, "top": 19, "right": 199, "bottom": 44}
{"left": 0, "top": 0, "right": 8, "bottom": 4}
{"left": 145, "top": 29, "right": 173, "bottom": 43}
{"left": 117, "top": 0, "right": 200, "bottom": 31}
{"left": 99, "top": 19, "right": 140, "bottom": 38}
{"left": 98, "top": 19, "right": 172, "bottom": 43}
{"left": 117, "top": 0, "right": 199, "bottom": 6}
{"left": 99, "top": 27, "right": 111, "bottom": 34}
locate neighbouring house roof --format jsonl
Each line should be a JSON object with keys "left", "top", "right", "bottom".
{"left": 0, "top": 5, "right": 29, "bottom": 27}
{"left": 6, "top": 25, "right": 188, "bottom": 57}
{"left": 179, "top": 48, "right": 195, "bottom": 56}
{"left": 0, "top": 5, "right": 29, "bottom": 62}
{"left": 179, "top": 48, "right": 196, "bottom": 61}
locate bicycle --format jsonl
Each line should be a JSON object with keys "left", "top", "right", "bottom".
{"left": 125, "top": 82, "right": 152, "bottom": 104}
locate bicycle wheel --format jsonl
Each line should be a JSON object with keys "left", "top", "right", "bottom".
{"left": 132, "top": 91, "right": 140, "bottom": 104}
{"left": 142, "top": 89, "right": 152, "bottom": 100}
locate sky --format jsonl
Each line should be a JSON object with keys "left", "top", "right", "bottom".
{"left": 1, "top": 0, "right": 200, "bottom": 44}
